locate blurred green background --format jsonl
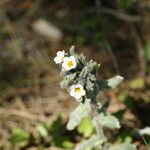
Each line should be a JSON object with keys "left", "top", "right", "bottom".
{"left": 0, "top": 0, "right": 150, "bottom": 149}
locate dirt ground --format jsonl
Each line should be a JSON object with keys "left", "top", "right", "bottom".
{"left": 0, "top": 0, "right": 150, "bottom": 149}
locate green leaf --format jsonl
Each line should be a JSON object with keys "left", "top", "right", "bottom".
{"left": 50, "top": 115, "right": 65, "bottom": 134}
{"left": 62, "top": 140, "right": 74, "bottom": 148}
{"left": 77, "top": 117, "right": 94, "bottom": 138}
{"left": 67, "top": 101, "right": 91, "bottom": 130}
{"left": 74, "top": 135, "right": 101, "bottom": 150}
{"left": 93, "top": 113, "right": 120, "bottom": 129}
{"left": 107, "top": 75, "right": 123, "bottom": 89}
{"left": 96, "top": 80, "right": 109, "bottom": 91}
{"left": 109, "top": 143, "right": 137, "bottom": 150}
{"left": 50, "top": 115, "right": 70, "bottom": 147}
{"left": 113, "top": 109, "right": 126, "bottom": 121}
{"left": 129, "top": 78, "right": 145, "bottom": 89}
{"left": 117, "top": 130, "right": 133, "bottom": 143}
{"left": 145, "top": 42, "right": 150, "bottom": 61}
{"left": 10, "top": 128, "right": 30, "bottom": 147}
{"left": 117, "top": 0, "right": 135, "bottom": 9}
{"left": 70, "top": 45, "right": 75, "bottom": 55}
{"left": 36, "top": 124, "right": 48, "bottom": 138}
{"left": 96, "top": 75, "right": 123, "bottom": 91}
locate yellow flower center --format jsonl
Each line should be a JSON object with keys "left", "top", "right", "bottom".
{"left": 67, "top": 60, "right": 74, "bottom": 67}
{"left": 75, "top": 87, "right": 81, "bottom": 93}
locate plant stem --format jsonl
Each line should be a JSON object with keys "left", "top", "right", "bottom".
{"left": 91, "top": 103, "right": 107, "bottom": 145}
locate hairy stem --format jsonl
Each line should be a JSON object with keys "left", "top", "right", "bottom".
{"left": 91, "top": 104, "right": 107, "bottom": 145}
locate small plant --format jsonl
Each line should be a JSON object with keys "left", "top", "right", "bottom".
{"left": 54, "top": 46, "right": 137, "bottom": 150}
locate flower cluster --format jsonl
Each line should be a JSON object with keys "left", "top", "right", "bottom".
{"left": 54, "top": 46, "right": 100, "bottom": 102}
{"left": 54, "top": 49, "right": 86, "bottom": 101}
{"left": 54, "top": 50, "right": 77, "bottom": 71}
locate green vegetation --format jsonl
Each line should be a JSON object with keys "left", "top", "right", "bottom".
{"left": 0, "top": 0, "right": 150, "bottom": 149}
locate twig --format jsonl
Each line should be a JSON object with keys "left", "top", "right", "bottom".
{"left": 0, "top": 108, "right": 48, "bottom": 122}
{"left": 0, "top": 76, "right": 59, "bottom": 101}
{"left": 130, "top": 25, "right": 146, "bottom": 78}
{"left": 95, "top": 0, "right": 101, "bottom": 7}
{"left": 95, "top": 0, "right": 140, "bottom": 22}
{"left": 0, "top": 87, "right": 34, "bottom": 102}
{"left": 99, "top": 7, "right": 141, "bottom": 22}
{"left": 95, "top": 0, "right": 120, "bottom": 74}
{"left": 102, "top": 37, "right": 121, "bottom": 74}
{"left": 142, "top": 136, "right": 150, "bottom": 150}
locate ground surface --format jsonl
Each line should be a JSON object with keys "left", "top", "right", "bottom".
{"left": 0, "top": 0, "right": 150, "bottom": 149}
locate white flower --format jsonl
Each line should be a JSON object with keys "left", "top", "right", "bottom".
{"left": 70, "top": 84, "right": 86, "bottom": 100}
{"left": 54, "top": 50, "right": 65, "bottom": 64}
{"left": 62, "top": 56, "right": 77, "bottom": 71}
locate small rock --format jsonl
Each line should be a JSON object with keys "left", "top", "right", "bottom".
{"left": 32, "top": 19, "right": 63, "bottom": 42}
